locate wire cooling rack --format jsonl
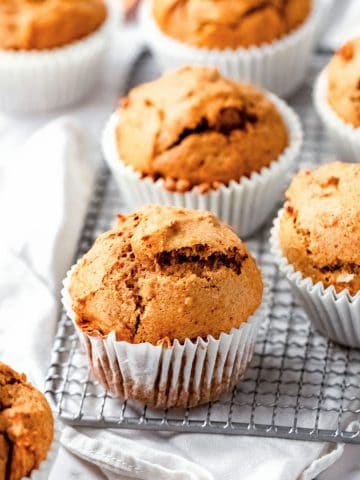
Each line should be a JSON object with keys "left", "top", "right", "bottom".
{"left": 45, "top": 53, "right": 360, "bottom": 443}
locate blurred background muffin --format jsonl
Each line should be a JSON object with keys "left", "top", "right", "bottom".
{"left": 116, "top": 65, "right": 288, "bottom": 190}
{"left": 103, "top": 65, "right": 302, "bottom": 237}
{"left": 0, "top": 0, "right": 107, "bottom": 50}
{"left": 0, "top": 362, "right": 55, "bottom": 480}
{"left": 141, "top": 0, "right": 318, "bottom": 96}
{"left": 153, "top": 0, "right": 311, "bottom": 49}
{"left": 271, "top": 162, "right": 360, "bottom": 347}
{"left": 64, "top": 204, "right": 267, "bottom": 407}
{"left": 314, "top": 36, "right": 360, "bottom": 162}
{"left": 0, "top": 0, "right": 109, "bottom": 112}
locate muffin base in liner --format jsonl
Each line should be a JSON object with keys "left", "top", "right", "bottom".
{"left": 270, "top": 209, "right": 360, "bottom": 348}
{"left": 102, "top": 92, "right": 302, "bottom": 239}
{"left": 140, "top": 0, "right": 319, "bottom": 98}
{"left": 314, "top": 69, "right": 360, "bottom": 163}
{"left": 23, "top": 421, "right": 60, "bottom": 480}
{"left": 0, "top": 22, "right": 109, "bottom": 113}
{"left": 62, "top": 264, "right": 270, "bottom": 408}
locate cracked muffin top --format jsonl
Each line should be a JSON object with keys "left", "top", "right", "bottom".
{"left": 279, "top": 162, "right": 360, "bottom": 296}
{"left": 69, "top": 204, "right": 263, "bottom": 344}
{"left": 0, "top": 0, "right": 107, "bottom": 50}
{"left": 327, "top": 37, "right": 360, "bottom": 127}
{"left": 116, "top": 66, "right": 288, "bottom": 192}
{"left": 0, "top": 362, "right": 54, "bottom": 480}
{"left": 152, "top": 0, "right": 311, "bottom": 50}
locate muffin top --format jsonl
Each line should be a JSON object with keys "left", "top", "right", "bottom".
{"left": 116, "top": 66, "right": 288, "bottom": 192}
{"left": 279, "top": 162, "right": 360, "bottom": 296}
{"left": 0, "top": 0, "right": 107, "bottom": 50}
{"left": 327, "top": 37, "right": 360, "bottom": 127}
{"left": 153, "top": 0, "right": 311, "bottom": 50}
{"left": 0, "top": 362, "right": 54, "bottom": 480}
{"left": 69, "top": 204, "right": 263, "bottom": 344}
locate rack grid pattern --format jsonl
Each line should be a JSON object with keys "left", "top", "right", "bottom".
{"left": 45, "top": 53, "right": 360, "bottom": 443}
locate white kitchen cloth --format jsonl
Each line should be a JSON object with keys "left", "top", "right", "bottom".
{"left": 0, "top": 118, "right": 96, "bottom": 385}
{"left": 61, "top": 427, "right": 343, "bottom": 480}
{"left": 319, "top": 0, "right": 360, "bottom": 50}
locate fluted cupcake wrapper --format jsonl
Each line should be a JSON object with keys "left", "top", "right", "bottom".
{"left": 140, "top": 0, "right": 319, "bottom": 98}
{"left": 102, "top": 92, "right": 302, "bottom": 239}
{"left": 314, "top": 69, "right": 360, "bottom": 163}
{"left": 270, "top": 209, "right": 360, "bottom": 348}
{"left": 62, "top": 263, "right": 270, "bottom": 408}
{"left": 0, "top": 21, "right": 109, "bottom": 113}
{"left": 23, "top": 422, "right": 60, "bottom": 480}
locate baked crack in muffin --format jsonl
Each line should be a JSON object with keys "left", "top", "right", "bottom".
{"left": 0, "top": 0, "right": 107, "bottom": 50}
{"left": 116, "top": 65, "right": 288, "bottom": 192}
{"left": 69, "top": 204, "right": 263, "bottom": 344}
{"left": 0, "top": 363, "right": 54, "bottom": 480}
{"left": 279, "top": 162, "right": 360, "bottom": 296}
{"left": 153, "top": 0, "right": 312, "bottom": 50}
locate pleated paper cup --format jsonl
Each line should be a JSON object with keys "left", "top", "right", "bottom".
{"left": 140, "top": 0, "right": 319, "bottom": 98}
{"left": 314, "top": 69, "right": 360, "bottom": 163}
{"left": 102, "top": 92, "right": 302, "bottom": 238}
{"left": 24, "top": 422, "right": 60, "bottom": 480}
{"left": 62, "top": 264, "right": 270, "bottom": 409}
{"left": 270, "top": 209, "right": 360, "bottom": 348}
{"left": 0, "top": 21, "right": 109, "bottom": 113}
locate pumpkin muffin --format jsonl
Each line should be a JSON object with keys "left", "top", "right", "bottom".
{"left": 69, "top": 204, "right": 263, "bottom": 344}
{"left": 279, "top": 162, "right": 360, "bottom": 296}
{"left": 0, "top": 362, "right": 54, "bottom": 480}
{"left": 0, "top": 0, "right": 107, "bottom": 50}
{"left": 116, "top": 65, "right": 288, "bottom": 192}
{"left": 152, "top": 0, "right": 312, "bottom": 50}
{"left": 327, "top": 37, "right": 360, "bottom": 128}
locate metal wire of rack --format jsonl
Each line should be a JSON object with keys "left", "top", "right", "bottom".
{"left": 45, "top": 53, "right": 360, "bottom": 443}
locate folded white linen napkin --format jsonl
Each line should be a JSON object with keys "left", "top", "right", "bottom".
{"left": 61, "top": 427, "right": 342, "bottom": 480}
{"left": 0, "top": 118, "right": 96, "bottom": 386}
{"left": 319, "top": 0, "right": 360, "bottom": 50}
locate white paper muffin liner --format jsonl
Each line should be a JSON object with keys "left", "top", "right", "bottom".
{"left": 102, "top": 92, "right": 302, "bottom": 238}
{"left": 22, "top": 421, "right": 60, "bottom": 480}
{"left": 62, "top": 263, "right": 270, "bottom": 408}
{"left": 314, "top": 69, "right": 360, "bottom": 163}
{"left": 140, "top": 0, "right": 319, "bottom": 98}
{"left": 0, "top": 21, "right": 109, "bottom": 113}
{"left": 270, "top": 209, "right": 360, "bottom": 348}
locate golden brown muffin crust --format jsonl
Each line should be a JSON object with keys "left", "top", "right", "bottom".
{"left": 116, "top": 66, "right": 288, "bottom": 190}
{"left": 0, "top": 0, "right": 107, "bottom": 50}
{"left": 69, "top": 204, "right": 264, "bottom": 344}
{"left": 0, "top": 363, "right": 54, "bottom": 480}
{"left": 327, "top": 37, "right": 360, "bottom": 127}
{"left": 153, "top": 0, "right": 312, "bottom": 50}
{"left": 279, "top": 162, "right": 360, "bottom": 296}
